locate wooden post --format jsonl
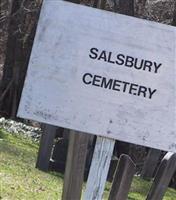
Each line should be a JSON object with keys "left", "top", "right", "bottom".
{"left": 146, "top": 152, "right": 176, "bottom": 200}
{"left": 108, "top": 154, "right": 136, "bottom": 200}
{"left": 141, "top": 148, "right": 161, "bottom": 180}
{"left": 36, "top": 124, "right": 57, "bottom": 171}
{"left": 84, "top": 136, "right": 115, "bottom": 200}
{"left": 62, "top": 131, "right": 90, "bottom": 200}
{"left": 83, "top": 0, "right": 134, "bottom": 199}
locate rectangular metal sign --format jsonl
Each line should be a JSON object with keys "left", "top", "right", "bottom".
{"left": 18, "top": 0, "right": 176, "bottom": 152}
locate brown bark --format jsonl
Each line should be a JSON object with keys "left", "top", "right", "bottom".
{"left": 172, "top": 1, "right": 176, "bottom": 26}
{"left": 0, "top": 0, "right": 43, "bottom": 118}
{"left": 135, "top": 0, "right": 147, "bottom": 16}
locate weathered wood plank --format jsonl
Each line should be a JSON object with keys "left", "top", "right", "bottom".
{"left": 141, "top": 148, "right": 161, "bottom": 180}
{"left": 62, "top": 131, "right": 90, "bottom": 200}
{"left": 84, "top": 137, "right": 115, "bottom": 200}
{"left": 146, "top": 152, "right": 176, "bottom": 200}
{"left": 108, "top": 154, "right": 136, "bottom": 200}
{"left": 36, "top": 124, "right": 57, "bottom": 171}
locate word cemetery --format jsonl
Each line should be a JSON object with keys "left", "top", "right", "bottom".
{"left": 18, "top": 1, "right": 176, "bottom": 152}
{"left": 82, "top": 73, "right": 157, "bottom": 99}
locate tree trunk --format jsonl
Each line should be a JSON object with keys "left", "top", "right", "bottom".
{"left": 0, "top": 0, "right": 42, "bottom": 118}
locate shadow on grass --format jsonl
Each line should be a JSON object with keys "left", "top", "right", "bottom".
{"left": 0, "top": 129, "right": 8, "bottom": 139}
{"left": 49, "top": 171, "right": 64, "bottom": 179}
{"left": 13, "top": 134, "right": 39, "bottom": 150}
{"left": 0, "top": 130, "right": 38, "bottom": 166}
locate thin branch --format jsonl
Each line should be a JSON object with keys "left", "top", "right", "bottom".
{"left": 0, "top": 79, "right": 13, "bottom": 102}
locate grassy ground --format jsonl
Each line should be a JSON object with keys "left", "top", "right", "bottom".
{"left": 1, "top": 128, "right": 176, "bottom": 200}
{"left": 0, "top": 129, "right": 63, "bottom": 200}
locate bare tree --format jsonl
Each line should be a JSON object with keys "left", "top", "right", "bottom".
{"left": 172, "top": 1, "right": 176, "bottom": 25}
{"left": 0, "top": 0, "right": 43, "bottom": 118}
{"left": 135, "top": 0, "right": 147, "bottom": 16}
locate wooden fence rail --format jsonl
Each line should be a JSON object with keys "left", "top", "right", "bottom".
{"left": 108, "top": 154, "right": 136, "bottom": 200}
{"left": 62, "top": 131, "right": 90, "bottom": 200}
{"left": 146, "top": 152, "right": 176, "bottom": 200}
{"left": 36, "top": 124, "right": 57, "bottom": 171}
{"left": 141, "top": 148, "right": 161, "bottom": 180}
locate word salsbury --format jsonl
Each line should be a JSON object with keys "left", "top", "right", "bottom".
{"left": 81, "top": 47, "right": 163, "bottom": 100}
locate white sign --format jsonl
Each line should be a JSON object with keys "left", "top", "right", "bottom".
{"left": 18, "top": 0, "right": 176, "bottom": 152}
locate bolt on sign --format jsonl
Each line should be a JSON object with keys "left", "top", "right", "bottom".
{"left": 18, "top": 0, "right": 176, "bottom": 152}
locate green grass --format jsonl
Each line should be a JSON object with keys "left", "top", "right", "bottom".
{"left": 0, "top": 129, "right": 63, "bottom": 200}
{"left": 128, "top": 177, "right": 176, "bottom": 200}
{"left": 1, "top": 128, "right": 176, "bottom": 200}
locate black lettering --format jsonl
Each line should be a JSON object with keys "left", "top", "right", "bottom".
{"left": 112, "top": 80, "right": 121, "bottom": 91}
{"left": 89, "top": 48, "right": 98, "bottom": 59}
{"left": 138, "top": 86, "right": 147, "bottom": 98}
{"left": 125, "top": 56, "right": 134, "bottom": 68}
{"left": 98, "top": 50, "right": 107, "bottom": 61}
{"left": 82, "top": 73, "right": 92, "bottom": 84}
{"left": 154, "top": 62, "right": 162, "bottom": 73}
{"left": 148, "top": 88, "right": 157, "bottom": 99}
{"left": 107, "top": 52, "right": 115, "bottom": 64}
{"left": 143, "top": 60, "right": 152, "bottom": 72}
{"left": 134, "top": 58, "right": 144, "bottom": 70}
{"left": 129, "top": 83, "right": 138, "bottom": 95}
{"left": 116, "top": 54, "right": 125, "bottom": 65}
{"left": 92, "top": 75, "right": 102, "bottom": 87}
{"left": 122, "top": 81, "right": 130, "bottom": 92}
{"left": 101, "top": 77, "right": 113, "bottom": 89}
